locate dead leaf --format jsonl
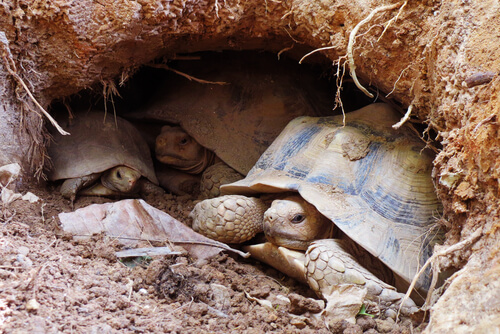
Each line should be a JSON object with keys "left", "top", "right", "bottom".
{"left": 59, "top": 199, "right": 248, "bottom": 260}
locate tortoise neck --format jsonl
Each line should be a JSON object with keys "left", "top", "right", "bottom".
{"left": 178, "top": 149, "right": 217, "bottom": 174}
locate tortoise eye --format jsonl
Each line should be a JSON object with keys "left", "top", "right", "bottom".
{"left": 179, "top": 137, "right": 189, "bottom": 145}
{"left": 291, "top": 214, "right": 305, "bottom": 224}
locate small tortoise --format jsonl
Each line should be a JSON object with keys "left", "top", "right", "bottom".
{"left": 190, "top": 104, "right": 442, "bottom": 322}
{"left": 47, "top": 112, "right": 162, "bottom": 202}
{"left": 155, "top": 125, "right": 244, "bottom": 197}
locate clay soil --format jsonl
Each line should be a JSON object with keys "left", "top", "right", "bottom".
{"left": 0, "top": 185, "right": 425, "bottom": 333}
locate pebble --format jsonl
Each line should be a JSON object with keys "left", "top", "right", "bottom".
{"left": 18, "top": 246, "right": 30, "bottom": 256}
{"left": 26, "top": 299, "right": 40, "bottom": 312}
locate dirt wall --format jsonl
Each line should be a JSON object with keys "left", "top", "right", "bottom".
{"left": 0, "top": 1, "right": 499, "bottom": 332}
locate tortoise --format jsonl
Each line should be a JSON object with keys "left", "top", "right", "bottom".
{"left": 127, "top": 53, "right": 335, "bottom": 196}
{"left": 189, "top": 103, "right": 443, "bottom": 323}
{"left": 47, "top": 112, "right": 163, "bottom": 202}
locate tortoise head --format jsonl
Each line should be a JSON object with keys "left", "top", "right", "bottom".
{"left": 101, "top": 166, "right": 142, "bottom": 193}
{"left": 155, "top": 125, "right": 212, "bottom": 174}
{"left": 263, "top": 195, "right": 333, "bottom": 251}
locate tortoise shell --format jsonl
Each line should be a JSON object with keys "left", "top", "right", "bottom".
{"left": 47, "top": 112, "right": 158, "bottom": 185}
{"left": 221, "top": 103, "right": 442, "bottom": 290}
{"left": 129, "top": 54, "right": 334, "bottom": 175}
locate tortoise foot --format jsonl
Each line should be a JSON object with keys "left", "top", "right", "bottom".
{"left": 305, "top": 239, "right": 418, "bottom": 324}
{"left": 190, "top": 195, "right": 266, "bottom": 243}
{"left": 200, "top": 162, "right": 243, "bottom": 199}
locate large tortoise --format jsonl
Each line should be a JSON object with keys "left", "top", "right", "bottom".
{"left": 129, "top": 53, "right": 336, "bottom": 196}
{"left": 190, "top": 103, "right": 443, "bottom": 323}
{"left": 47, "top": 112, "right": 162, "bottom": 202}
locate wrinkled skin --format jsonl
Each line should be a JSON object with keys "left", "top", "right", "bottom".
{"left": 100, "top": 166, "right": 142, "bottom": 192}
{"left": 263, "top": 196, "right": 334, "bottom": 250}
{"left": 191, "top": 194, "right": 418, "bottom": 323}
{"left": 155, "top": 125, "right": 215, "bottom": 174}
{"left": 61, "top": 166, "right": 142, "bottom": 202}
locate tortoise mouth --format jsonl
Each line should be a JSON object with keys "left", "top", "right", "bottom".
{"left": 156, "top": 154, "right": 194, "bottom": 165}
{"left": 265, "top": 234, "right": 311, "bottom": 251}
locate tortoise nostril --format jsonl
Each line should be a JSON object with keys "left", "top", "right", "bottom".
{"left": 265, "top": 211, "right": 277, "bottom": 223}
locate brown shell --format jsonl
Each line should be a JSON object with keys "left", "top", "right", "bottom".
{"left": 221, "top": 104, "right": 442, "bottom": 291}
{"left": 131, "top": 55, "right": 333, "bottom": 175}
{"left": 48, "top": 112, "right": 158, "bottom": 185}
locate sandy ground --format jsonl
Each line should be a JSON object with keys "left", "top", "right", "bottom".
{"left": 0, "top": 182, "right": 429, "bottom": 334}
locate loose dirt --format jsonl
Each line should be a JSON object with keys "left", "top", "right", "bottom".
{"left": 0, "top": 184, "right": 427, "bottom": 333}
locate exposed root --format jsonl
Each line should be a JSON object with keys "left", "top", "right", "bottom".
{"left": 377, "top": 1, "right": 407, "bottom": 42}
{"left": 386, "top": 63, "right": 413, "bottom": 98}
{"left": 392, "top": 104, "right": 413, "bottom": 129}
{"left": 347, "top": 2, "right": 404, "bottom": 98}
{"left": 277, "top": 44, "right": 294, "bottom": 60}
{"left": 300, "top": 2, "right": 407, "bottom": 113}
{"left": 0, "top": 33, "right": 69, "bottom": 136}
{"left": 398, "top": 228, "right": 483, "bottom": 320}
{"left": 147, "top": 63, "right": 229, "bottom": 85}
{"left": 101, "top": 79, "right": 121, "bottom": 127}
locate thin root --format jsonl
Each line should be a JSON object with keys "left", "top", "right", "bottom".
{"left": 0, "top": 33, "right": 69, "bottom": 136}
{"left": 147, "top": 63, "right": 229, "bottom": 85}
{"left": 347, "top": 2, "right": 404, "bottom": 98}
{"left": 397, "top": 228, "right": 483, "bottom": 320}
{"left": 299, "top": 2, "right": 406, "bottom": 106}
{"left": 377, "top": 1, "right": 407, "bottom": 42}
{"left": 392, "top": 104, "right": 413, "bottom": 129}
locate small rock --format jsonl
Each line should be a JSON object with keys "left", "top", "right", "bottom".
{"left": 364, "top": 329, "right": 379, "bottom": 334}
{"left": 288, "top": 293, "right": 323, "bottom": 314}
{"left": 290, "top": 316, "right": 307, "bottom": 329}
{"left": 77, "top": 307, "right": 90, "bottom": 314}
{"left": 138, "top": 288, "right": 148, "bottom": 295}
{"left": 248, "top": 285, "right": 271, "bottom": 298}
{"left": 22, "top": 192, "right": 40, "bottom": 203}
{"left": 26, "top": 299, "right": 40, "bottom": 312}
{"left": 356, "top": 315, "right": 376, "bottom": 331}
{"left": 375, "top": 317, "right": 397, "bottom": 333}
{"left": 343, "top": 323, "right": 363, "bottom": 334}
{"left": 210, "top": 283, "right": 230, "bottom": 311}
{"left": 16, "top": 254, "right": 33, "bottom": 268}
{"left": 266, "top": 312, "right": 278, "bottom": 323}
{"left": 328, "top": 320, "right": 349, "bottom": 334}
{"left": 18, "top": 246, "right": 30, "bottom": 256}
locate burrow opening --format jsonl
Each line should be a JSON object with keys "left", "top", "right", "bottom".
{"left": 42, "top": 49, "right": 441, "bottom": 325}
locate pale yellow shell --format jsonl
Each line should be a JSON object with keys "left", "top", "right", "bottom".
{"left": 222, "top": 104, "right": 442, "bottom": 291}
{"left": 48, "top": 112, "right": 158, "bottom": 185}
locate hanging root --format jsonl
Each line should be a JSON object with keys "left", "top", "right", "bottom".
{"left": 146, "top": 63, "right": 229, "bottom": 85}
{"left": 347, "top": 2, "right": 405, "bottom": 98}
{"left": 300, "top": 1, "right": 407, "bottom": 114}
{"left": 392, "top": 104, "right": 413, "bottom": 129}
{"left": 101, "top": 79, "right": 121, "bottom": 127}
{"left": 0, "top": 32, "right": 69, "bottom": 136}
{"left": 397, "top": 228, "right": 483, "bottom": 320}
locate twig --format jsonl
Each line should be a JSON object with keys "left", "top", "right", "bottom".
{"left": 0, "top": 32, "right": 69, "bottom": 136}
{"left": 115, "top": 247, "right": 183, "bottom": 258}
{"left": 347, "top": 2, "right": 404, "bottom": 98}
{"left": 146, "top": 63, "right": 229, "bottom": 85}
{"left": 398, "top": 228, "right": 483, "bottom": 320}
{"left": 70, "top": 234, "right": 250, "bottom": 258}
